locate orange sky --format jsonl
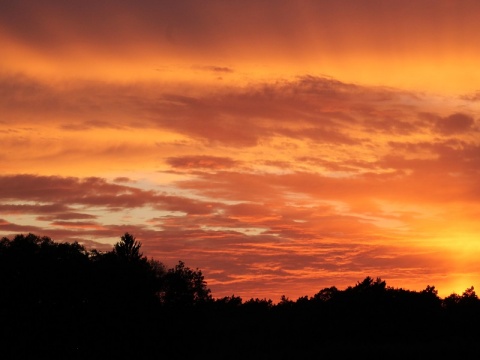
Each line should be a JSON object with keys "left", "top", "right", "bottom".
{"left": 1, "top": 0, "right": 480, "bottom": 301}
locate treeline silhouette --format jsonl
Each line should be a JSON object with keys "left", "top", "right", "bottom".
{"left": 1, "top": 233, "right": 479, "bottom": 358}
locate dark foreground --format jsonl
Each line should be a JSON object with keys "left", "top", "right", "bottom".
{"left": 3, "top": 300, "right": 480, "bottom": 359}
{"left": 1, "top": 233, "right": 479, "bottom": 358}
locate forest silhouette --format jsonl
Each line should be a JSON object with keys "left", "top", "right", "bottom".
{"left": 1, "top": 233, "right": 479, "bottom": 358}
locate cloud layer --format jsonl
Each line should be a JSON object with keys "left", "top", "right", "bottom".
{"left": 1, "top": 73, "right": 479, "bottom": 299}
{"left": 2, "top": 1, "right": 480, "bottom": 300}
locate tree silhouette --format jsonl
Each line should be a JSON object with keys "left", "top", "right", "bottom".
{"left": 461, "top": 286, "right": 478, "bottom": 303}
{"left": 351, "top": 276, "right": 386, "bottom": 292}
{"left": 3, "top": 233, "right": 480, "bottom": 357}
{"left": 113, "top": 232, "right": 143, "bottom": 262}
{"left": 312, "top": 286, "right": 339, "bottom": 303}
{"left": 0, "top": 233, "right": 90, "bottom": 310}
{"left": 160, "top": 260, "right": 211, "bottom": 307}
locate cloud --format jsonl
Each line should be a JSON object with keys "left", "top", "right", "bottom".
{"left": 113, "top": 177, "right": 133, "bottom": 183}
{"left": 193, "top": 65, "right": 234, "bottom": 73}
{"left": 2, "top": 60, "right": 480, "bottom": 300}
{"left": 384, "top": 140, "right": 480, "bottom": 178}
{"left": 50, "top": 221, "right": 106, "bottom": 230}
{"left": 167, "top": 155, "right": 239, "bottom": 170}
{"left": 3, "top": 1, "right": 480, "bottom": 58}
{"left": 0, "top": 72, "right": 467, "bottom": 153}
{"left": 37, "top": 213, "right": 97, "bottom": 221}
{"left": 0, "top": 175, "right": 148, "bottom": 207}
{"left": 0, "top": 218, "right": 42, "bottom": 233}
{"left": 461, "top": 91, "right": 480, "bottom": 102}
{"left": 0, "top": 167, "right": 479, "bottom": 300}
{"left": 435, "top": 113, "right": 475, "bottom": 135}
{"left": 3, "top": 0, "right": 480, "bottom": 100}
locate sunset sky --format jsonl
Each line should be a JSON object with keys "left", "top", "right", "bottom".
{"left": 2, "top": 0, "right": 480, "bottom": 301}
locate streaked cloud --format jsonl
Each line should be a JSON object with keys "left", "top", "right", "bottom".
{"left": 435, "top": 113, "right": 476, "bottom": 135}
